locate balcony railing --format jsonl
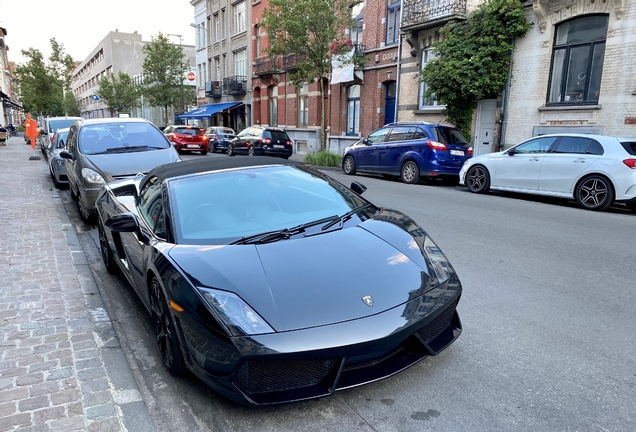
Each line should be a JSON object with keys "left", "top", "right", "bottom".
{"left": 402, "top": 0, "right": 467, "bottom": 28}
{"left": 205, "top": 81, "right": 222, "bottom": 98}
{"left": 254, "top": 56, "right": 283, "bottom": 75}
{"left": 282, "top": 53, "right": 305, "bottom": 70}
{"left": 354, "top": 44, "right": 367, "bottom": 58}
{"left": 223, "top": 76, "right": 247, "bottom": 95}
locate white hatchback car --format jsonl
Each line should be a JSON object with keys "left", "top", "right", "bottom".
{"left": 459, "top": 133, "right": 636, "bottom": 211}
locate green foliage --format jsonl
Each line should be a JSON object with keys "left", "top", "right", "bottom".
{"left": 420, "top": 0, "right": 532, "bottom": 134}
{"left": 262, "top": 0, "right": 355, "bottom": 150}
{"left": 96, "top": 72, "right": 141, "bottom": 115}
{"left": 14, "top": 39, "right": 76, "bottom": 117}
{"left": 303, "top": 151, "right": 342, "bottom": 167}
{"left": 142, "top": 33, "right": 188, "bottom": 125}
{"left": 63, "top": 92, "right": 81, "bottom": 117}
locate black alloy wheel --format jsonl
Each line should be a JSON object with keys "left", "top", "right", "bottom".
{"left": 248, "top": 146, "right": 255, "bottom": 156}
{"left": 201, "top": 149, "right": 208, "bottom": 156}
{"left": 76, "top": 193, "right": 94, "bottom": 224}
{"left": 575, "top": 175, "right": 614, "bottom": 211}
{"left": 227, "top": 144, "right": 235, "bottom": 156}
{"left": 401, "top": 161, "right": 420, "bottom": 184}
{"left": 466, "top": 165, "right": 490, "bottom": 194}
{"left": 98, "top": 220, "right": 117, "bottom": 273}
{"left": 150, "top": 278, "right": 186, "bottom": 375}
{"left": 343, "top": 155, "right": 356, "bottom": 175}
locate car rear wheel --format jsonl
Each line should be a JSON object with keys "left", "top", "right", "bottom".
{"left": 343, "top": 155, "right": 356, "bottom": 175}
{"left": 466, "top": 165, "right": 490, "bottom": 194}
{"left": 201, "top": 149, "right": 208, "bottom": 155}
{"left": 228, "top": 144, "right": 235, "bottom": 156}
{"left": 150, "top": 277, "right": 185, "bottom": 376}
{"left": 98, "top": 220, "right": 117, "bottom": 273}
{"left": 575, "top": 175, "right": 614, "bottom": 211}
{"left": 248, "top": 146, "right": 255, "bottom": 156}
{"left": 401, "top": 161, "right": 420, "bottom": 184}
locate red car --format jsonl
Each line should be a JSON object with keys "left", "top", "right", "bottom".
{"left": 166, "top": 126, "right": 209, "bottom": 155}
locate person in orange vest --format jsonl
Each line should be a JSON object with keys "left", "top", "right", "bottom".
{"left": 24, "top": 113, "right": 39, "bottom": 150}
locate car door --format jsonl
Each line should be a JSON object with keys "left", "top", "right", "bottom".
{"left": 234, "top": 128, "right": 253, "bottom": 153}
{"left": 492, "top": 136, "right": 558, "bottom": 191}
{"left": 357, "top": 127, "right": 390, "bottom": 171}
{"left": 64, "top": 125, "right": 80, "bottom": 193}
{"left": 539, "top": 137, "right": 604, "bottom": 194}
{"left": 381, "top": 126, "right": 414, "bottom": 173}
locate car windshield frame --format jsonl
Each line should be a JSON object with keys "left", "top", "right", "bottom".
{"left": 49, "top": 119, "right": 80, "bottom": 133}
{"left": 167, "top": 165, "right": 370, "bottom": 245}
{"left": 78, "top": 122, "right": 172, "bottom": 155}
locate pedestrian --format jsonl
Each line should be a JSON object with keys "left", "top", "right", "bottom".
{"left": 7, "top": 123, "right": 15, "bottom": 137}
{"left": 0, "top": 124, "right": 7, "bottom": 146}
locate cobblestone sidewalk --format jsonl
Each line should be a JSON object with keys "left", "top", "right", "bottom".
{"left": 0, "top": 137, "right": 154, "bottom": 432}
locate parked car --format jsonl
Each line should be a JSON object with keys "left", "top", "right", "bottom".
{"left": 60, "top": 118, "right": 181, "bottom": 223}
{"left": 205, "top": 126, "right": 236, "bottom": 153}
{"left": 228, "top": 126, "right": 293, "bottom": 159}
{"left": 165, "top": 125, "right": 209, "bottom": 155}
{"left": 38, "top": 116, "right": 83, "bottom": 154}
{"left": 95, "top": 156, "right": 463, "bottom": 405}
{"left": 47, "top": 127, "right": 70, "bottom": 188}
{"left": 459, "top": 133, "right": 636, "bottom": 211}
{"left": 342, "top": 122, "right": 473, "bottom": 184}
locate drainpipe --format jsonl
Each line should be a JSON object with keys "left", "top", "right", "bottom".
{"left": 394, "top": 1, "right": 405, "bottom": 123}
{"left": 497, "top": 39, "right": 515, "bottom": 152}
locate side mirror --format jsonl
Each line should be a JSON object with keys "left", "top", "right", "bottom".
{"left": 59, "top": 150, "right": 74, "bottom": 160}
{"left": 105, "top": 212, "right": 139, "bottom": 233}
{"left": 507, "top": 148, "right": 516, "bottom": 156}
{"left": 362, "top": 138, "right": 369, "bottom": 145}
{"left": 350, "top": 181, "right": 367, "bottom": 195}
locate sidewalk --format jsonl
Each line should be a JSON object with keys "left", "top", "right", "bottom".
{"left": 0, "top": 137, "right": 154, "bottom": 432}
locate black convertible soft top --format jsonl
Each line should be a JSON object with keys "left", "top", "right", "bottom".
{"left": 140, "top": 156, "right": 302, "bottom": 191}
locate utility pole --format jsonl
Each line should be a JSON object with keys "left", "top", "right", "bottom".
{"left": 167, "top": 34, "right": 184, "bottom": 122}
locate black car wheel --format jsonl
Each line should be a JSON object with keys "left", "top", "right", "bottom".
{"left": 248, "top": 146, "right": 255, "bottom": 156}
{"left": 211, "top": 143, "right": 217, "bottom": 153}
{"left": 150, "top": 277, "right": 185, "bottom": 375}
{"left": 76, "top": 195, "right": 94, "bottom": 224}
{"left": 466, "top": 165, "right": 490, "bottom": 194}
{"left": 228, "top": 144, "right": 235, "bottom": 157}
{"left": 201, "top": 149, "right": 208, "bottom": 156}
{"left": 343, "top": 155, "right": 356, "bottom": 175}
{"left": 575, "top": 175, "right": 614, "bottom": 211}
{"left": 401, "top": 161, "right": 420, "bottom": 184}
{"left": 98, "top": 220, "right": 117, "bottom": 273}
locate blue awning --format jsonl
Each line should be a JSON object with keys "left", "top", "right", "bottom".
{"left": 178, "top": 102, "right": 242, "bottom": 120}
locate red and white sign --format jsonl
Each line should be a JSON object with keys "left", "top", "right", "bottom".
{"left": 187, "top": 71, "right": 196, "bottom": 81}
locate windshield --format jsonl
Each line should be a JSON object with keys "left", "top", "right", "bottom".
{"left": 49, "top": 119, "right": 79, "bottom": 133}
{"left": 54, "top": 130, "right": 69, "bottom": 148}
{"left": 170, "top": 166, "right": 369, "bottom": 244}
{"left": 79, "top": 122, "right": 171, "bottom": 155}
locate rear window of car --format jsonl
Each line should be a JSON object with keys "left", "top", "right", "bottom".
{"left": 620, "top": 141, "right": 636, "bottom": 155}
{"left": 263, "top": 130, "right": 289, "bottom": 141}
{"left": 176, "top": 127, "right": 204, "bottom": 136}
{"left": 219, "top": 128, "right": 235, "bottom": 136}
{"left": 429, "top": 127, "right": 468, "bottom": 145}
{"left": 49, "top": 119, "right": 79, "bottom": 133}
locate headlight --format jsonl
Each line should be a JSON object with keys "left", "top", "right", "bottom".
{"left": 199, "top": 288, "right": 274, "bottom": 336}
{"left": 421, "top": 235, "right": 453, "bottom": 284}
{"left": 81, "top": 168, "right": 105, "bottom": 184}
{"left": 55, "top": 159, "right": 64, "bottom": 167}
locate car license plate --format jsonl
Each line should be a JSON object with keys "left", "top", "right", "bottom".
{"left": 450, "top": 150, "right": 464, "bottom": 156}
{"left": 273, "top": 144, "right": 284, "bottom": 149}
{"left": 187, "top": 144, "right": 199, "bottom": 148}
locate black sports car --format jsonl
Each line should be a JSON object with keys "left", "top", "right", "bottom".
{"left": 95, "top": 156, "right": 463, "bottom": 405}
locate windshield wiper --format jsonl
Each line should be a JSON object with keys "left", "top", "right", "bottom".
{"left": 105, "top": 145, "right": 150, "bottom": 153}
{"left": 230, "top": 215, "right": 339, "bottom": 245}
{"left": 321, "top": 203, "right": 374, "bottom": 231}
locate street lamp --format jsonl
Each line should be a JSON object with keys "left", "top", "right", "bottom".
{"left": 166, "top": 33, "right": 185, "bottom": 122}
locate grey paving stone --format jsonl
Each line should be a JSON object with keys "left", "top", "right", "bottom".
{"left": 29, "top": 361, "right": 58, "bottom": 373}
{"left": 49, "top": 415, "right": 85, "bottom": 432}
{"left": 80, "top": 377, "right": 109, "bottom": 393}
{"left": 0, "top": 412, "right": 32, "bottom": 430}
{"left": 75, "top": 358, "right": 102, "bottom": 370}
{"left": 33, "top": 406, "right": 66, "bottom": 425}
{"left": 0, "top": 401, "right": 17, "bottom": 417}
{"left": 119, "top": 401, "right": 156, "bottom": 432}
{"left": 87, "top": 417, "right": 123, "bottom": 432}
{"left": 46, "top": 367, "right": 73, "bottom": 381}
{"left": 0, "top": 387, "right": 29, "bottom": 403}
{"left": 86, "top": 403, "right": 117, "bottom": 420}
{"left": 78, "top": 367, "right": 107, "bottom": 381}
{"left": 16, "top": 372, "right": 45, "bottom": 386}
{"left": 16, "top": 424, "right": 51, "bottom": 432}
{"left": 84, "top": 391, "right": 112, "bottom": 408}
{"left": 19, "top": 395, "right": 49, "bottom": 411}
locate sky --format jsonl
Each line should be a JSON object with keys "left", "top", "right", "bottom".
{"left": 0, "top": 0, "right": 196, "bottom": 66}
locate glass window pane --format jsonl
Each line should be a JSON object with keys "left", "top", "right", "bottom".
{"left": 387, "top": 126, "right": 412, "bottom": 142}
{"left": 549, "top": 49, "right": 567, "bottom": 103}
{"left": 514, "top": 137, "right": 558, "bottom": 154}
{"left": 564, "top": 15, "right": 609, "bottom": 44}
{"left": 348, "top": 85, "right": 361, "bottom": 98}
{"left": 564, "top": 46, "right": 590, "bottom": 103}
{"left": 367, "top": 128, "right": 390, "bottom": 144}
{"left": 586, "top": 43, "right": 605, "bottom": 102}
{"left": 585, "top": 140, "right": 604, "bottom": 155}
{"left": 553, "top": 137, "right": 590, "bottom": 154}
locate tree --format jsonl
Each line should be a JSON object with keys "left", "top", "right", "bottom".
{"left": 262, "top": 0, "right": 355, "bottom": 151}
{"left": 141, "top": 33, "right": 188, "bottom": 126}
{"left": 63, "top": 92, "right": 81, "bottom": 116}
{"left": 420, "top": 0, "right": 532, "bottom": 135}
{"left": 96, "top": 72, "right": 141, "bottom": 116}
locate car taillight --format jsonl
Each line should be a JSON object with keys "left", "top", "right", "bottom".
{"left": 286, "top": 140, "right": 292, "bottom": 146}
{"left": 427, "top": 140, "right": 447, "bottom": 150}
{"left": 262, "top": 138, "right": 272, "bottom": 144}
{"left": 467, "top": 147, "right": 473, "bottom": 155}
{"left": 201, "top": 135, "right": 207, "bottom": 141}
{"left": 623, "top": 159, "right": 636, "bottom": 169}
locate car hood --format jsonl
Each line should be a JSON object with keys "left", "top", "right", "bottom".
{"left": 84, "top": 148, "right": 179, "bottom": 181}
{"left": 169, "top": 223, "right": 435, "bottom": 332}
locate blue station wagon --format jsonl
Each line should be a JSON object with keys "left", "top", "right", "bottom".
{"left": 342, "top": 122, "right": 473, "bottom": 184}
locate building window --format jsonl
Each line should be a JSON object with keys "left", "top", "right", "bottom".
{"left": 221, "top": 9, "right": 226, "bottom": 39}
{"left": 269, "top": 86, "right": 278, "bottom": 126}
{"left": 419, "top": 48, "right": 442, "bottom": 108}
{"left": 255, "top": 25, "right": 261, "bottom": 57}
{"left": 214, "top": 57, "right": 221, "bottom": 81}
{"left": 351, "top": 2, "right": 364, "bottom": 44}
{"left": 234, "top": 2, "right": 246, "bottom": 35}
{"left": 234, "top": 50, "right": 246, "bottom": 77}
{"left": 214, "top": 13, "right": 220, "bottom": 42}
{"left": 386, "top": 1, "right": 400, "bottom": 46}
{"left": 346, "top": 85, "right": 361, "bottom": 135}
{"left": 548, "top": 15, "right": 608, "bottom": 105}
{"left": 298, "top": 84, "right": 309, "bottom": 127}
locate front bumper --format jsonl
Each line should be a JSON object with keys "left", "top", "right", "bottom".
{"left": 179, "top": 274, "right": 462, "bottom": 405}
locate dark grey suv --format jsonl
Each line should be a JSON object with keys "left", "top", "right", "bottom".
{"left": 228, "top": 126, "right": 293, "bottom": 159}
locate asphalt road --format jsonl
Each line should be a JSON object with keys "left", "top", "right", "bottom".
{"left": 62, "top": 153, "right": 636, "bottom": 432}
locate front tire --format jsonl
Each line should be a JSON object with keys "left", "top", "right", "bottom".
{"left": 343, "top": 155, "right": 356, "bottom": 175}
{"left": 76, "top": 193, "right": 95, "bottom": 224}
{"left": 401, "top": 161, "right": 420, "bottom": 184}
{"left": 150, "top": 278, "right": 186, "bottom": 375}
{"left": 201, "top": 149, "right": 208, "bottom": 155}
{"left": 248, "top": 146, "right": 255, "bottom": 156}
{"left": 465, "top": 165, "right": 490, "bottom": 194}
{"left": 227, "top": 144, "right": 235, "bottom": 156}
{"left": 575, "top": 175, "right": 614, "bottom": 211}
